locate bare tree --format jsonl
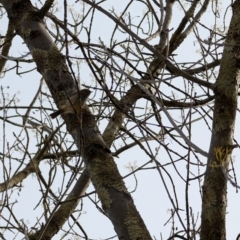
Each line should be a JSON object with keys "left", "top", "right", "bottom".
{"left": 0, "top": 0, "right": 239, "bottom": 240}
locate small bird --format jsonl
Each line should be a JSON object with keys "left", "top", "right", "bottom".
{"left": 50, "top": 89, "right": 92, "bottom": 119}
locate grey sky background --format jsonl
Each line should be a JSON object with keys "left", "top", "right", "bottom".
{"left": 1, "top": 1, "right": 239, "bottom": 239}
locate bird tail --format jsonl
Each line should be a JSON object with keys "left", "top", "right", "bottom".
{"left": 50, "top": 109, "right": 63, "bottom": 119}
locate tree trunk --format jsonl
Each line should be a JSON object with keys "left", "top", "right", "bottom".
{"left": 0, "top": 0, "right": 152, "bottom": 239}
{"left": 200, "top": 1, "right": 240, "bottom": 239}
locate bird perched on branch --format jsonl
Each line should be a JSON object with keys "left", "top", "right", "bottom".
{"left": 50, "top": 89, "right": 92, "bottom": 119}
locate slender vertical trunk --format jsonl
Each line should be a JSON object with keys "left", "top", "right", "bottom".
{"left": 200, "top": 1, "right": 240, "bottom": 239}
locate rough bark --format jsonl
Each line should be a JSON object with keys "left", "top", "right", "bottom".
{"left": 0, "top": 0, "right": 152, "bottom": 239}
{"left": 200, "top": 1, "right": 240, "bottom": 239}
